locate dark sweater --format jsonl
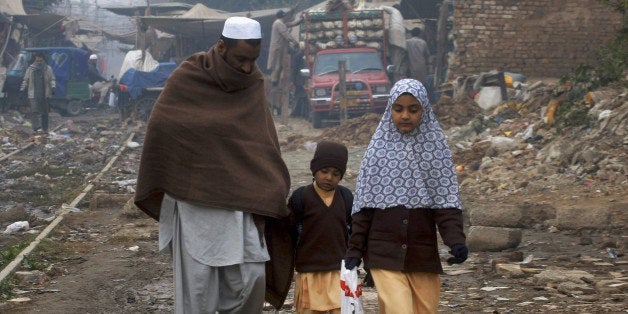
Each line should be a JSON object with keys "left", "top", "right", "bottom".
{"left": 290, "top": 184, "right": 350, "bottom": 272}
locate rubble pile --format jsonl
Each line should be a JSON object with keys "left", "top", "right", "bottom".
{"left": 433, "top": 94, "right": 484, "bottom": 128}
{"left": 297, "top": 77, "right": 627, "bottom": 200}
{"left": 449, "top": 80, "right": 626, "bottom": 200}
{"left": 280, "top": 113, "right": 381, "bottom": 151}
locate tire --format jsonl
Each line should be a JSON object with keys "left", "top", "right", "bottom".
{"left": 61, "top": 100, "right": 83, "bottom": 116}
{"left": 133, "top": 96, "right": 157, "bottom": 121}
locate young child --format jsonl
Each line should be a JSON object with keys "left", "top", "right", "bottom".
{"left": 289, "top": 140, "right": 353, "bottom": 314}
{"left": 344, "top": 79, "right": 468, "bottom": 313}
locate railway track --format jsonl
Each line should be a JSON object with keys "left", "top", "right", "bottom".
{"left": 0, "top": 110, "right": 142, "bottom": 285}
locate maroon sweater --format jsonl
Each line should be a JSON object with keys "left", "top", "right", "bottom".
{"left": 290, "top": 185, "right": 350, "bottom": 272}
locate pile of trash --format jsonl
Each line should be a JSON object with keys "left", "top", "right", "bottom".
{"left": 280, "top": 113, "right": 381, "bottom": 151}
{"left": 443, "top": 73, "right": 626, "bottom": 196}
{"left": 286, "top": 71, "right": 626, "bottom": 195}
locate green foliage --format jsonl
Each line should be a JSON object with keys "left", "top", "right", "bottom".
{"left": 0, "top": 243, "right": 28, "bottom": 269}
{"left": 597, "top": 0, "right": 627, "bottom": 13}
{"left": 560, "top": 64, "right": 599, "bottom": 102}
{"left": 0, "top": 243, "right": 28, "bottom": 300}
{"left": 555, "top": 102, "right": 593, "bottom": 132}
{"left": 596, "top": 40, "right": 628, "bottom": 85}
{"left": 0, "top": 277, "right": 16, "bottom": 301}
{"left": 21, "top": 255, "right": 48, "bottom": 271}
{"left": 555, "top": 63, "right": 597, "bottom": 132}
{"left": 593, "top": 0, "right": 628, "bottom": 85}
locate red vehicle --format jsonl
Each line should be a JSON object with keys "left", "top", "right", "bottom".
{"left": 299, "top": 10, "right": 392, "bottom": 128}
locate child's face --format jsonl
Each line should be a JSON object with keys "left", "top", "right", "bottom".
{"left": 391, "top": 93, "right": 423, "bottom": 133}
{"left": 314, "top": 167, "right": 342, "bottom": 191}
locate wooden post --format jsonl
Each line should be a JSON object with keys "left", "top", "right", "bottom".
{"left": 338, "top": 60, "right": 347, "bottom": 123}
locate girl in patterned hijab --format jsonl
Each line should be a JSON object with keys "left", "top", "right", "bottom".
{"left": 344, "top": 79, "right": 468, "bottom": 313}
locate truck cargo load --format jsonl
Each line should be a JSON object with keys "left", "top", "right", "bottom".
{"left": 297, "top": 9, "right": 393, "bottom": 128}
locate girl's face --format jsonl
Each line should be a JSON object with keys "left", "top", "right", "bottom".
{"left": 391, "top": 93, "right": 423, "bottom": 133}
{"left": 313, "top": 167, "right": 342, "bottom": 191}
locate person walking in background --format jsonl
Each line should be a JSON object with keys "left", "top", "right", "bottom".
{"left": 134, "top": 17, "right": 291, "bottom": 313}
{"left": 268, "top": 9, "right": 301, "bottom": 116}
{"left": 344, "top": 79, "right": 468, "bottom": 313}
{"left": 406, "top": 27, "right": 431, "bottom": 84}
{"left": 268, "top": 9, "right": 300, "bottom": 87}
{"left": 20, "top": 52, "right": 55, "bottom": 135}
{"left": 288, "top": 141, "right": 353, "bottom": 314}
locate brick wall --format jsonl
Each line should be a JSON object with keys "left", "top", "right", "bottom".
{"left": 448, "top": 0, "right": 623, "bottom": 79}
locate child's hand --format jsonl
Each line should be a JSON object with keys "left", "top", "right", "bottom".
{"left": 446, "top": 243, "right": 468, "bottom": 264}
{"left": 344, "top": 257, "right": 361, "bottom": 270}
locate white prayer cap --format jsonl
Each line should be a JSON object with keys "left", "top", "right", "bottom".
{"left": 222, "top": 17, "right": 262, "bottom": 40}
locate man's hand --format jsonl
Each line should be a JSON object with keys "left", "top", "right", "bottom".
{"left": 52, "top": 87, "right": 56, "bottom": 95}
{"left": 447, "top": 243, "right": 469, "bottom": 264}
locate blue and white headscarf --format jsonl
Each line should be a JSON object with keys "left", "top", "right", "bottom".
{"left": 352, "top": 79, "right": 462, "bottom": 214}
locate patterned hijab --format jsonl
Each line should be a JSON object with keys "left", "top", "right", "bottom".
{"left": 352, "top": 79, "right": 462, "bottom": 214}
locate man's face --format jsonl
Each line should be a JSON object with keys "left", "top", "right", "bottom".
{"left": 217, "top": 39, "right": 260, "bottom": 74}
{"left": 35, "top": 56, "right": 43, "bottom": 63}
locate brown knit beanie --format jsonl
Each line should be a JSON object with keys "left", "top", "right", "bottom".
{"left": 310, "top": 141, "right": 348, "bottom": 176}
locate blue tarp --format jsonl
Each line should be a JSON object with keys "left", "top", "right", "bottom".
{"left": 120, "top": 62, "right": 177, "bottom": 99}
{"left": 46, "top": 47, "right": 88, "bottom": 98}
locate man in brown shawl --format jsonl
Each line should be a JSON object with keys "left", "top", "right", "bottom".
{"left": 134, "top": 17, "right": 291, "bottom": 313}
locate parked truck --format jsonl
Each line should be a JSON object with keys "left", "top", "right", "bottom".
{"left": 298, "top": 9, "right": 392, "bottom": 128}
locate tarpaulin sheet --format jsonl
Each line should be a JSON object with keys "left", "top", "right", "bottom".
{"left": 0, "top": 0, "right": 27, "bottom": 16}
{"left": 120, "top": 62, "right": 176, "bottom": 99}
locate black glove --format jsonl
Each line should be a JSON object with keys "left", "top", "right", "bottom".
{"left": 447, "top": 243, "right": 468, "bottom": 264}
{"left": 52, "top": 87, "right": 56, "bottom": 95}
{"left": 344, "top": 257, "right": 361, "bottom": 270}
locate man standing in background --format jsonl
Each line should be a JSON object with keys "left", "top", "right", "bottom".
{"left": 406, "top": 27, "right": 431, "bottom": 85}
{"left": 268, "top": 10, "right": 301, "bottom": 116}
{"left": 20, "top": 52, "right": 55, "bottom": 134}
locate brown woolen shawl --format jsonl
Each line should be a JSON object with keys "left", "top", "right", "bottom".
{"left": 134, "top": 45, "right": 290, "bottom": 220}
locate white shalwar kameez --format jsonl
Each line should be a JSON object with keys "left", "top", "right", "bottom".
{"left": 159, "top": 194, "right": 269, "bottom": 313}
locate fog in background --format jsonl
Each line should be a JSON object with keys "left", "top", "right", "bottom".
{"left": 51, "top": 0, "right": 167, "bottom": 78}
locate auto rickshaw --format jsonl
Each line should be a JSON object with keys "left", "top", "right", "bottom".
{"left": 2, "top": 47, "right": 94, "bottom": 116}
